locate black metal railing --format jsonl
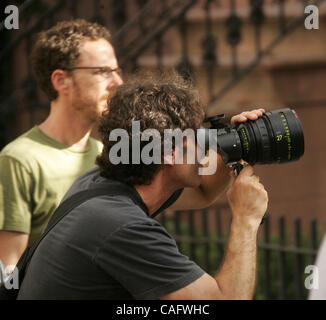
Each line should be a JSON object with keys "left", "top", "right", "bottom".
{"left": 158, "top": 208, "right": 323, "bottom": 300}
{"left": 207, "top": 0, "right": 326, "bottom": 108}
{"left": 111, "top": 0, "right": 197, "bottom": 68}
{"left": 0, "top": 0, "right": 67, "bottom": 148}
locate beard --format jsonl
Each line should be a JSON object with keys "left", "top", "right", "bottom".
{"left": 71, "top": 79, "right": 108, "bottom": 122}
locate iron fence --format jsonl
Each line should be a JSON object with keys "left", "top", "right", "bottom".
{"left": 158, "top": 207, "right": 323, "bottom": 300}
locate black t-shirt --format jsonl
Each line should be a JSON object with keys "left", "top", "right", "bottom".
{"left": 17, "top": 168, "right": 205, "bottom": 300}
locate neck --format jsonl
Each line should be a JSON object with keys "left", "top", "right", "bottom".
{"left": 38, "top": 98, "right": 95, "bottom": 149}
{"left": 135, "top": 170, "right": 180, "bottom": 215}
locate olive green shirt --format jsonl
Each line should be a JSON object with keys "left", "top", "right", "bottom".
{"left": 0, "top": 126, "right": 102, "bottom": 245}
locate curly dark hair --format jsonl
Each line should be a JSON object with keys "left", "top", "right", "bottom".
{"left": 31, "top": 19, "right": 111, "bottom": 101}
{"left": 96, "top": 72, "right": 205, "bottom": 186}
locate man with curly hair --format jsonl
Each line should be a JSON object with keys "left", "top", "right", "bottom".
{"left": 17, "top": 75, "right": 268, "bottom": 300}
{"left": 0, "top": 19, "right": 123, "bottom": 268}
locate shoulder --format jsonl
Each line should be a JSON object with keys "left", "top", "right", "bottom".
{"left": 81, "top": 193, "right": 150, "bottom": 227}
{"left": 94, "top": 216, "right": 174, "bottom": 261}
{"left": 0, "top": 127, "right": 48, "bottom": 165}
{"left": 109, "top": 219, "right": 172, "bottom": 242}
{"left": 0, "top": 127, "right": 44, "bottom": 171}
{"left": 54, "top": 192, "right": 152, "bottom": 250}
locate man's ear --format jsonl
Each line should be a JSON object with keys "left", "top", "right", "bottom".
{"left": 163, "top": 148, "right": 175, "bottom": 166}
{"left": 51, "top": 69, "right": 72, "bottom": 96}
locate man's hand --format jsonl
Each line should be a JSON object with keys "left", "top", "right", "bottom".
{"left": 231, "top": 108, "right": 265, "bottom": 124}
{"left": 227, "top": 165, "right": 268, "bottom": 227}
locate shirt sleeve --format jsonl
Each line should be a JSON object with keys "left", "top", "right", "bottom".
{"left": 94, "top": 220, "right": 205, "bottom": 300}
{"left": 0, "top": 155, "right": 33, "bottom": 234}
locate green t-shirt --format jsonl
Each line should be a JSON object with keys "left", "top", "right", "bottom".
{"left": 0, "top": 126, "right": 103, "bottom": 245}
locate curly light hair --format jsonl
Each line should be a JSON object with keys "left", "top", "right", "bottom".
{"left": 31, "top": 19, "right": 112, "bottom": 101}
{"left": 96, "top": 72, "right": 205, "bottom": 186}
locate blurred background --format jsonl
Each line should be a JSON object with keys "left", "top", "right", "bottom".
{"left": 0, "top": 0, "right": 325, "bottom": 299}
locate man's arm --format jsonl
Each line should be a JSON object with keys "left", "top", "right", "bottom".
{"left": 161, "top": 165, "right": 268, "bottom": 299}
{"left": 169, "top": 109, "right": 265, "bottom": 211}
{"left": 0, "top": 231, "right": 29, "bottom": 269}
{"left": 0, "top": 155, "right": 32, "bottom": 267}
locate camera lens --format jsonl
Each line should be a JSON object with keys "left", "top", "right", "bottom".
{"left": 236, "top": 108, "right": 305, "bottom": 165}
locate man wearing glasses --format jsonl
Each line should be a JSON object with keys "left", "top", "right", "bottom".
{"left": 0, "top": 19, "right": 123, "bottom": 268}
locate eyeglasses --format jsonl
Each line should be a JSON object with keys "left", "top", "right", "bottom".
{"left": 64, "top": 66, "right": 122, "bottom": 79}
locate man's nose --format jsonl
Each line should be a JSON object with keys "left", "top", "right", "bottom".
{"left": 111, "top": 70, "right": 123, "bottom": 87}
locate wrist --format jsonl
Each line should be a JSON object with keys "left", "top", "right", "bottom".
{"left": 227, "top": 216, "right": 259, "bottom": 255}
{"left": 231, "top": 216, "right": 261, "bottom": 232}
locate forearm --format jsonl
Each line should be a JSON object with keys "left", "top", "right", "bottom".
{"left": 214, "top": 218, "right": 259, "bottom": 300}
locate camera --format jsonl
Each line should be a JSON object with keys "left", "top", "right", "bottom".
{"left": 199, "top": 108, "right": 305, "bottom": 171}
